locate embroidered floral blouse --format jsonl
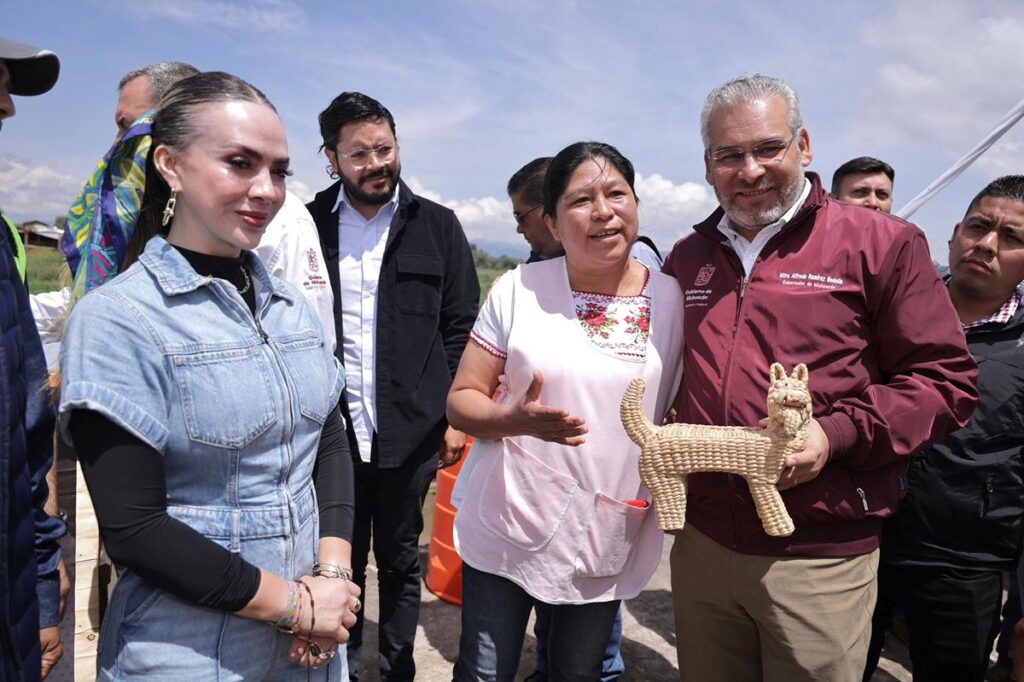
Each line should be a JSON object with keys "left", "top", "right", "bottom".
{"left": 571, "top": 270, "right": 651, "bottom": 361}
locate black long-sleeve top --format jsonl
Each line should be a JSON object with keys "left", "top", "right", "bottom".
{"left": 69, "top": 246, "right": 354, "bottom": 612}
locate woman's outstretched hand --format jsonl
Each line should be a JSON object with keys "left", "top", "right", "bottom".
{"left": 506, "top": 371, "right": 587, "bottom": 445}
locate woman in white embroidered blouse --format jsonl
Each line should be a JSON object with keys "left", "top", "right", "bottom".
{"left": 447, "top": 142, "right": 685, "bottom": 681}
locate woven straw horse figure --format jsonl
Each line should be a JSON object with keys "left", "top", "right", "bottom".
{"left": 621, "top": 363, "right": 811, "bottom": 537}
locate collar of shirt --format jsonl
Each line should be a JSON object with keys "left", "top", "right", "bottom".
{"left": 960, "top": 282, "right": 1024, "bottom": 330}
{"left": 331, "top": 183, "right": 400, "bottom": 221}
{"left": 716, "top": 178, "right": 811, "bottom": 277}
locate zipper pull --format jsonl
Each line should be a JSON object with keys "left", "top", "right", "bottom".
{"left": 739, "top": 277, "right": 750, "bottom": 299}
{"left": 254, "top": 315, "right": 269, "bottom": 343}
{"left": 855, "top": 487, "right": 869, "bottom": 511}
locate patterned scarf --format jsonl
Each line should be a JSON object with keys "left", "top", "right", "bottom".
{"left": 62, "top": 111, "right": 153, "bottom": 304}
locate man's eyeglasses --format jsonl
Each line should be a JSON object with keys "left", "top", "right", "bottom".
{"left": 514, "top": 204, "right": 542, "bottom": 225}
{"left": 336, "top": 143, "right": 398, "bottom": 169}
{"left": 708, "top": 132, "right": 799, "bottom": 171}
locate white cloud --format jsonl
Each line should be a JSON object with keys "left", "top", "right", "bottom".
{"left": 124, "top": 0, "right": 304, "bottom": 33}
{"left": 635, "top": 173, "right": 717, "bottom": 249}
{"left": 0, "top": 156, "right": 82, "bottom": 223}
{"left": 406, "top": 176, "right": 512, "bottom": 245}
{"left": 406, "top": 172, "right": 716, "bottom": 255}
{"left": 287, "top": 178, "right": 315, "bottom": 204}
{"left": 857, "top": 1, "right": 1024, "bottom": 153}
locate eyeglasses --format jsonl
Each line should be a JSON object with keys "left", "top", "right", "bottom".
{"left": 335, "top": 143, "right": 398, "bottom": 169}
{"left": 708, "top": 132, "right": 799, "bottom": 171}
{"left": 513, "top": 204, "right": 542, "bottom": 225}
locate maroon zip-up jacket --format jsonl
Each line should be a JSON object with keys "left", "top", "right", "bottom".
{"left": 663, "top": 173, "right": 978, "bottom": 557}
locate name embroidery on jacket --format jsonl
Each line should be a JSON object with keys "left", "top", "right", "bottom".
{"left": 779, "top": 272, "right": 845, "bottom": 290}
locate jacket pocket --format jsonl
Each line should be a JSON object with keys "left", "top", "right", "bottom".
{"left": 478, "top": 439, "right": 580, "bottom": 551}
{"left": 783, "top": 464, "right": 906, "bottom": 525}
{"left": 574, "top": 493, "right": 650, "bottom": 578}
{"left": 396, "top": 254, "right": 443, "bottom": 317}
{"left": 973, "top": 470, "right": 1022, "bottom": 558}
{"left": 277, "top": 333, "right": 332, "bottom": 424}
{"left": 173, "top": 347, "right": 278, "bottom": 448}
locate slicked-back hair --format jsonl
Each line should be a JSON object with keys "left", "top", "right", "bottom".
{"left": 507, "top": 157, "right": 552, "bottom": 206}
{"left": 118, "top": 61, "right": 199, "bottom": 105}
{"left": 127, "top": 71, "right": 276, "bottom": 266}
{"left": 700, "top": 74, "right": 803, "bottom": 149}
{"left": 317, "top": 92, "right": 396, "bottom": 153}
{"left": 543, "top": 141, "right": 638, "bottom": 218}
{"left": 831, "top": 156, "right": 895, "bottom": 196}
{"left": 963, "top": 175, "right": 1024, "bottom": 219}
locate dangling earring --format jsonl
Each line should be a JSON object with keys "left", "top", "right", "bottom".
{"left": 326, "top": 163, "right": 339, "bottom": 180}
{"left": 162, "top": 192, "right": 177, "bottom": 227}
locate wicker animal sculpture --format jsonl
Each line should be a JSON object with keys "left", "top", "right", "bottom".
{"left": 620, "top": 363, "right": 811, "bottom": 537}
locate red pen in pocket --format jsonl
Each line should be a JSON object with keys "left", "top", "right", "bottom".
{"left": 624, "top": 499, "right": 650, "bottom": 509}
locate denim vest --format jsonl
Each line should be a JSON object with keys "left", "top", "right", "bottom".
{"left": 59, "top": 236, "right": 345, "bottom": 679}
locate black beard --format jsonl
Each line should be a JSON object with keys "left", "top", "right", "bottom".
{"left": 341, "top": 166, "right": 400, "bottom": 207}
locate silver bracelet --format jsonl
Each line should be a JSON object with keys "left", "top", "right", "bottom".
{"left": 312, "top": 562, "right": 352, "bottom": 581}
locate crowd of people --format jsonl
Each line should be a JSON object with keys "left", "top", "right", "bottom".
{"left": 1, "top": 31, "right": 1023, "bottom": 682}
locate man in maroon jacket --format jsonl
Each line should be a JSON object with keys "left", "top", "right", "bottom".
{"left": 662, "top": 74, "right": 978, "bottom": 681}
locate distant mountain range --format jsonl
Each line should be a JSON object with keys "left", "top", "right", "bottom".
{"left": 472, "top": 239, "right": 529, "bottom": 261}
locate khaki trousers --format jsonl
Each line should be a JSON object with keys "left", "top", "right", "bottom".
{"left": 670, "top": 525, "right": 878, "bottom": 682}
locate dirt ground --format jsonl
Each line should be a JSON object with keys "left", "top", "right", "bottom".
{"left": 47, "top": 474, "right": 931, "bottom": 681}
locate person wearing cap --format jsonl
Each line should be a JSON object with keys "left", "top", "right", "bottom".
{"left": 0, "top": 36, "right": 66, "bottom": 681}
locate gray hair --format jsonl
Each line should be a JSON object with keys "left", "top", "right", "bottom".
{"left": 118, "top": 61, "right": 199, "bottom": 104}
{"left": 700, "top": 74, "right": 803, "bottom": 148}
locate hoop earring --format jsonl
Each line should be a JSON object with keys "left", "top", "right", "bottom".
{"left": 162, "top": 192, "right": 177, "bottom": 227}
{"left": 326, "top": 164, "right": 339, "bottom": 180}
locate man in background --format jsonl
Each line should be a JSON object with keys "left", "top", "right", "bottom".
{"left": 865, "top": 176, "right": 1024, "bottom": 681}
{"left": 308, "top": 91, "right": 479, "bottom": 681}
{"left": 0, "top": 35, "right": 66, "bottom": 681}
{"left": 113, "top": 61, "right": 198, "bottom": 139}
{"left": 831, "top": 156, "right": 895, "bottom": 213}
{"left": 508, "top": 157, "right": 563, "bottom": 263}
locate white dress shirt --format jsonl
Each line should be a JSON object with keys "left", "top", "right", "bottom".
{"left": 716, "top": 178, "right": 811, "bottom": 276}
{"left": 335, "top": 186, "right": 399, "bottom": 462}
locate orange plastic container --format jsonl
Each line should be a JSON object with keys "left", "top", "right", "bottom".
{"left": 425, "top": 437, "right": 472, "bottom": 605}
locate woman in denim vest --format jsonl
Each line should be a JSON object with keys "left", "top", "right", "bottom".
{"left": 59, "top": 72, "right": 359, "bottom": 680}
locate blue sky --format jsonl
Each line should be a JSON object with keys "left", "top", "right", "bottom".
{"left": 4, "top": 0, "right": 1023, "bottom": 260}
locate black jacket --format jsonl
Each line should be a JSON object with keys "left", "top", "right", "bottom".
{"left": 0, "top": 219, "right": 62, "bottom": 681}
{"left": 881, "top": 294, "right": 1024, "bottom": 570}
{"left": 308, "top": 180, "right": 479, "bottom": 469}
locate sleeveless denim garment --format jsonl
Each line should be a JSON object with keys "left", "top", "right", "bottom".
{"left": 60, "top": 237, "right": 345, "bottom": 680}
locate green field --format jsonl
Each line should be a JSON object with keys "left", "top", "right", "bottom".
{"left": 28, "top": 247, "right": 510, "bottom": 306}
{"left": 26, "top": 247, "right": 67, "bottom": 294}
{"left": 477, "top": 267, "right": 505, "bottom": 305}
